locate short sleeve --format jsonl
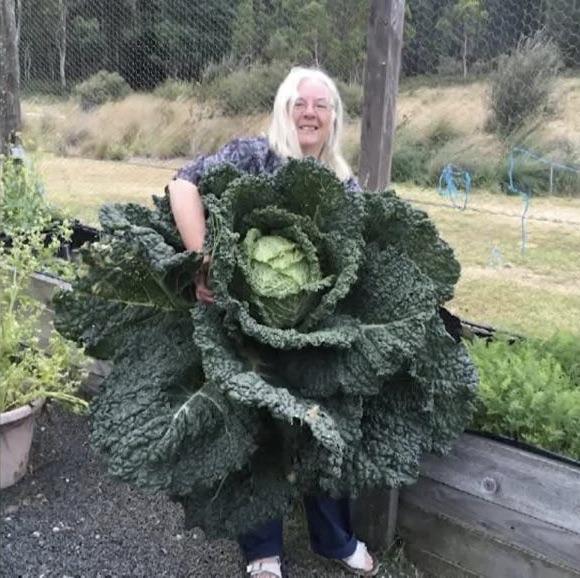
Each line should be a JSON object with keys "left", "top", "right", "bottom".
{"left": 173, "top": 137, "right": 270, "bottom": 186}
{"left": 344, "top": 176, "right": 363, "bottom": 193}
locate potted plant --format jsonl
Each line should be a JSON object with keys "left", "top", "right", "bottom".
{"left": 1, "top": 158, "right": 88, "bottom": 489}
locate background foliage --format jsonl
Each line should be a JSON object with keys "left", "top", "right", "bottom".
{"left": 17, "top": 0, "right": 580, "bottom": 92}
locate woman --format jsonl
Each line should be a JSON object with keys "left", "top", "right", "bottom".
{"left": 168, "top": 67, "right": 379, "bottom": 578}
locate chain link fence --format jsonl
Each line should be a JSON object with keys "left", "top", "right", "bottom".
{"left": 9, "top": 0, "right": 579, "bottom": 324}
{"left": 14, "top": 0, "right": 580, "bottom": 171}
{"left": 12, "top": 0, "right": 580, "bottom": 198}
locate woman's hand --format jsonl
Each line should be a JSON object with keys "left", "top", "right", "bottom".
{"left": 195, "top": 255, "right": 214, "bottom": 304}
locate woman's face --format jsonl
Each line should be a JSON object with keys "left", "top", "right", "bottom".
{"left": 292, "top": 78, "right": 334, "bottom": 158}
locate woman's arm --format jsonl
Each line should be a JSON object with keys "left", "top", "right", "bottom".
{"left": 167, "top": 178, "right": 206, "bottom": 253}
{"left": 168, "top": 178, "right": 214, "bottom": 303}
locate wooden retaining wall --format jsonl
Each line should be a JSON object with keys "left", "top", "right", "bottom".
{"left": 398, "top": 433, "right": 580, "bottom": 578}
{"left": 28, "top": 272, "right": 111, "bottom": 389}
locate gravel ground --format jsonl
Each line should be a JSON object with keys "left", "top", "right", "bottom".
{"left": 0, "top": 405, "right": 420, "bottom": 578}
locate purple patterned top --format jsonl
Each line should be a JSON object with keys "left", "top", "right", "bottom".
{"left": 174, "top": 136, "right": 361, "bottom": 193}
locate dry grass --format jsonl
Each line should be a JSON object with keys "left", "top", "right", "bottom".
{"left": 397, "top": 82, "right": 489, "bottom": 137}
{"left": 23, "top": 94, "right": 271, "bottom": 161}
{"left": 535, "top": 77, "right": 580, "bottom": 158}
{"left": 36, "top": 155, "right": 173, "bottom": 224}
{"left": 22, "top": 76, "right": 580, "bottom": 185}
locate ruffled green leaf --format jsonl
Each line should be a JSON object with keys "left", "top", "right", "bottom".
{"left": 363, "top": 190, "right": 460, "bottom": 302}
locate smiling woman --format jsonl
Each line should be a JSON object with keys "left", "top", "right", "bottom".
{"left": 291, "top": 80, "right": 333, "bottom": 158}
{"left": 166, "top": 67, "right": 380, "bottom": 577}
{"left": 269, "top": 67, "right": 351, "bottom": 181}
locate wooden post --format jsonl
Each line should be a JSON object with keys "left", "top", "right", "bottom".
{"left": 0, "top": 0, "right": 21, "bottom": 155}
{"left": 358, "top": 0, "right": 405, "bottom": 191}
{"left": 354, "top": 0, "right": 406, "bottom": 553}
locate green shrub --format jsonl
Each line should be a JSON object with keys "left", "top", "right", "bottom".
{"left": 427, "top": 139, "right": 501, "bottom": 188}
{"left": 468, "top": 333, "right": 580, "bottom": 460}
{"left": 336, "top": 80, "right": 363, "bottom": 118}
{"left": 153, "top": 78, "right": 196, "bottom": 101}
{"left": 488, "top": 32, "right": 562, "bottom": 135}
{"left": 93, "top": 141, "right": 128, "bottom": 161}
{"left": 437, "top": 56, "right": 463, "bottom": 78}
{"left": 392, "top": 121, "right": 464, "bottom": 185}
{"left": 74, "top": 70, "right": 131, "bottom": 111}
{"left": 426, "top": 119, "right": 460, "bottom": 149}
{"left": 207, "top": 62, "right": 288, "bottom": 115}
{"left": 391, "top": 139, "right": 431, "bottom": 184}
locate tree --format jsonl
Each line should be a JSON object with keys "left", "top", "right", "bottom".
{"left": 57, "top": 0, "right": 67, "bottom": 88}
{"left": 325, "top": 0, "right": 368, "bottom": 81}
{"left": 403, "top": 0, "right": 448, "bottom": 76}
{"left": 545, "top": 0, "right": 580, "bottom": 67}
{"left": 231, "top": 0, "right": 257, "bottom": 63}
{"left": 1, "top": 0, "right": 21, "bottom": 152}
{"left": 436, "top": 0, "right": 488, "bottom": 78}
{"left": 298, "top": 1, "right": 332, "bottom": 67}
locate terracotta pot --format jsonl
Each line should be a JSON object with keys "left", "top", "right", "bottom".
{"left": 0, "top": 398, "right": 45, "bottom": 489}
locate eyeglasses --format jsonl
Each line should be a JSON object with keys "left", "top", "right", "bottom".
{"left": 293, "top": 99, "right": 333, "bottom": 114}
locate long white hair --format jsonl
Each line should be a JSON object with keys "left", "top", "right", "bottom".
{"left": 268, "top": 67, "right": 352, "bottom": 181}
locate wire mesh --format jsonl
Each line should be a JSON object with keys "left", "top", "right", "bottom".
{"left": 3, "top": 0, "right": 580, "bottom": 342}
{"left": 13, "top": 0, "right": 578, "bottom": 169}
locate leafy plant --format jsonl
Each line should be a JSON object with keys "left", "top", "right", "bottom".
{"left": 55, "top": 159, "right": 477, "bottom": 538}
{"left": 204, "top": 62, "right": 288, "bottom": 115}
{"left": 1, "top": 157, "right": 50, "bottom": 233}
{"left": 468, "top": 334, "right": 580, "bottom": 460}
{"left": 1, "top": 157, "right": 76, "bottom": 280}
{"left": 487, "top": 32, "right": 562, "bottom": 135}
{"left": 1, "top": 158, "right": 88, "bottom": 413}
{"left": 74, "top": 70, "right": 131, "bottom": 111}
{"left": 0, "top": 225, "right": 88, "bottom": 413}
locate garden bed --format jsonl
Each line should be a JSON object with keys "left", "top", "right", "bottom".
{"left": 398, "top": 432, "right": 580, "bottom": 577}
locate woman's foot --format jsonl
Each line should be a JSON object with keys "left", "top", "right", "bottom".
{"left": 246, "top": 555, "right": 282, "bottom": 578}
{"left": 338, "top": 541, "right": 380, "bottom": 576}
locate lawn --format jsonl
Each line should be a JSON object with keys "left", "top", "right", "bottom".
{"left": 36, "top": 155, "right": 580, "bottom": 339}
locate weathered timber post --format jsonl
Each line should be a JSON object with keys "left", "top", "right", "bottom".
{"left": 0, "top": 0, "right": 21, "bottom": 155}
{"left": 358, "top": 0, "right": 405, "bottom": 190}
{"left": 353, "top": 0, "right": 406, "bottom": 553}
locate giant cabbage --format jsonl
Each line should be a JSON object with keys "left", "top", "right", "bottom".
{"left": 55, "top": 159, "right": 477, "bottom": 538}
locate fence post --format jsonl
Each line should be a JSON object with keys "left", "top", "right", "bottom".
{"left": 358, "top": 0, "right": 405, "bottom": 190}
{"left": 0, "top": 0, "right": 21, "bottom": 155}
{"left": 354, "top": 0, "right": 405, "bottom": 552}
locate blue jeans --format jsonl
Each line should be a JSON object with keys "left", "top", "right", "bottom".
{"left": 238, "top": 495, "right": 358, "bottom": 562}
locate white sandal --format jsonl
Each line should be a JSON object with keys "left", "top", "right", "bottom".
{"left": 336, "top": 540, "right": 380, "bottom": 576}
{"left": 246, "top": 555, "right": 282, "bottom": 578}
